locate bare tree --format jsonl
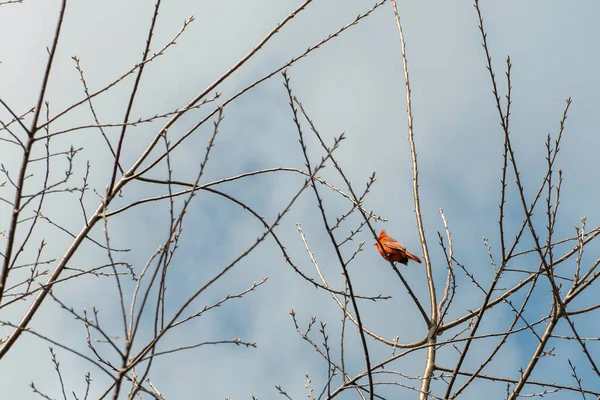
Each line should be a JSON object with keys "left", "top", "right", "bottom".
{"left": 1, "top": 1, "right": 599, "bottom": 399}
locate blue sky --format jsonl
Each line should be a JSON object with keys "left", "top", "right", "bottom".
{"left": 0, "top": 1, "right": 599, "bottom": 399}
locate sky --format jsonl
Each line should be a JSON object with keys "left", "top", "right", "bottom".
{"left": 1, "top": 0, "right": 600, "bottom": 399}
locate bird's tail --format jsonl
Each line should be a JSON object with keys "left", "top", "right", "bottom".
{"left": 405, "top": 251, "right": 422, "bottom": 264}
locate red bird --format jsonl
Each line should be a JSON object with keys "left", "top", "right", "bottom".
{"left": 374, "top": 229, "right": 422, "bottom": 265}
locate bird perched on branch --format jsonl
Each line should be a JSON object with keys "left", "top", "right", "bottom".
{"left": 374, "top": 229, "right": 422, "bottom": 265}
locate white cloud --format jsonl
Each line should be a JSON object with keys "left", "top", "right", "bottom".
{"left": 0, "top": 1, "right": 599, "bottom": 399}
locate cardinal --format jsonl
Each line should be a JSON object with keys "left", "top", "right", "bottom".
{"left": 374, "top": 229, "right": 422, "bottom": 265}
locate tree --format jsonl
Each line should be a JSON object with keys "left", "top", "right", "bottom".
{"left": 0, "top": 0, "right": 599, "bottom": 399}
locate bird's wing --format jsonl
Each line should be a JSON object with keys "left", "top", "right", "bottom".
{"left": 382, "top": 239, "right": 406, "bottom": 251}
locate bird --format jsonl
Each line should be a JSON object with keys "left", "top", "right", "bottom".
{"left": 374, "top": 229, "right": 422, "bottom": 265}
